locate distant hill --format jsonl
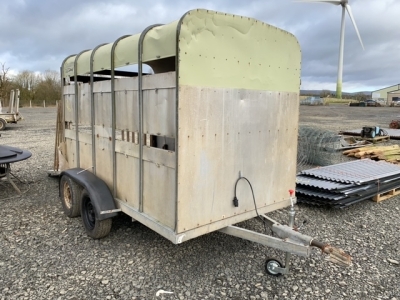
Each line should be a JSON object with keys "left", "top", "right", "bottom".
{"left": 301, "top": 90, "right": 372, "bottom": 97}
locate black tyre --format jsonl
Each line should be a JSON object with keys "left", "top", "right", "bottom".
{"left": 0, "top": 119, "right": 6, "bottom": 131}
{"left": 81, "top": 189, "right": 112, "bottom": 239}
{"left": 60, "top": 175, "right": 82, "bottom": 217}
{"left": 265, "top": 258, "right": 283, "bottom": 276}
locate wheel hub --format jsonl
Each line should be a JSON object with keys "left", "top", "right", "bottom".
{"left": 85, "top": 200, "right": 96, "bottom": 228}
{"left": 63, "top": 183, "right": 72, "bottom": 209}
{"left": 266, "top": 261, "right": 280, "bottom": 275}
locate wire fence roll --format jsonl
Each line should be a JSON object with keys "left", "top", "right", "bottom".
{"left": 297, "top": 126, "right": 351, "bottom": 169}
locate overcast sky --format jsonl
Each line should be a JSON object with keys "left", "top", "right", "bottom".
{"left": 1, "top": 0, "right": 399, "bottom": 92}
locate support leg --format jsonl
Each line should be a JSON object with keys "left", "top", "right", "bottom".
{"left": 2, "top": 164, "right": 21, "bottom": 194}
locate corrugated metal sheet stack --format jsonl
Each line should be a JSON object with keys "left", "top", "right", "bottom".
{"left": 296, "top": 159, "right": 400, "bottom": 208}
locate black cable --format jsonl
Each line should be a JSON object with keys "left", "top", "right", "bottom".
{"left": 234, "top": 176, "right": 268, "bottom": 232}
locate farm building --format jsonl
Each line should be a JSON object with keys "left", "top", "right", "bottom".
{"left": 372, "top": 84, "right": 400, "bottom": 104}
{"left": 388, "top": 90, "right": 400, "bottom": 103}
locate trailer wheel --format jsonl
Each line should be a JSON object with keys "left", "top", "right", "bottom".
{"left": 265, "top": 258, "right": 283, "bottom": 276}
{"left": 81, "top": 189, "right": 112, "bottom": 239}
{"left": 0, "top": 119, "right": 6, "bottom": 131}
{"left": 60, "top": 175, "right": 82, "bottom": 217}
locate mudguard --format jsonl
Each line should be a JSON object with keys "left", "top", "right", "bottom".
{"left": 60, "top": 168, "right": 120, "bottom": 220}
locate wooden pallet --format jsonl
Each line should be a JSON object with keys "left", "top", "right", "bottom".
{"left": 373, "top": 188, "right": 400, "bottom": 203}
{"left": 359, "top": 135, "right": 390, "bottom": 143}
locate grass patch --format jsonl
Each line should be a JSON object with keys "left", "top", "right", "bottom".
{"left": 299, "top": 96, "right": 359, "bottom": 105}
{"left": 323, "top": 97, "right": 358, "bottom": 105}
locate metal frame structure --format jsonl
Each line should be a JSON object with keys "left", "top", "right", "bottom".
{"left": 0, "top": 89, "right": 22, "bottom": 131}
{"left": 54, "top": 9, "right": 351, "bottom": 275}
{"left": 138, "top": 24, "right": 163, "bottom": 213}
{"left": 90, "top": 44, "right": 107, "bottom": 175}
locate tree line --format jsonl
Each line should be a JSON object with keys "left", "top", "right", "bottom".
{"left": 301, "top": 89, "right": 369, "bottom": 101}
{"left": 0, "top": 62, "right": 60, "bottom": 108}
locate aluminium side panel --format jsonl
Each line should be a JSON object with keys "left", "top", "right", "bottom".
{"left": 63, "top": 84, "right": 79, "bottom": 168}
{"left": 92, "top": 81, "right": 113, "bottom": 187}
{"left": 78, "top": 83, "right": 91, "bottom": 126}
{"left": 63, "top": 85, "right": 75, "bottom": 123}
{"left": 114, "top": 77, "right": 140, "bottom": 210}
{"left": 77, "top": 82, "right": 93, "bottom": 171}
{"left": 142, "top": 72, "right": 176, "bottom": 138}
{"left": 177, "top": 88, "right": 298, "bottom": 234}
{"left": 90, "top": 78, "right": 142, "bottom": 206}
{"left": 142, "top": 72, "right": 177, "bottom": 231}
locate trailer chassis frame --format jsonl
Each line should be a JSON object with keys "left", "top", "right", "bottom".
{"left": 220, "top": 198, "right": 351, "bottom": 275}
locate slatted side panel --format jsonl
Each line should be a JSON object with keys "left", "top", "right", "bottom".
{"left": 142, "top": 72, "right": 176, "bottom": 230}
{"left": 114, "top": 78, "right": 140, "bottom": 209}
{"left": 92, "top": 91, "right": 113, "bottom": 187}
{"left": 85, "top": 72, "right": 177, "bottom": 230}
{"left": 63, "top": 84, "right": 77, "bottom": 167}
{"left": 63, "top": 82, "right": 93, "bottom": 170}
{"left": 63, "top": 85, "right": 75, "bottom": 123}
{"left": 77, "top": 82, "right": 92, "bottom": 170}
{"left": 78, "top": 83, "right": 91, "bottom": 126}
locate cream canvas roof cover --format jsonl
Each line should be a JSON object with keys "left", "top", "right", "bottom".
{"left": 178, "top": 10, "right": 301, "bottom": 92}
{"left": 62, "top": 9, "right": 301, "bottom": 93}
{"left": 63, "top": 21, "right": 178, "bottom": 78}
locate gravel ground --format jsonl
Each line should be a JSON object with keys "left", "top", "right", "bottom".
{"left": 0, "top": 106, "right": 399, "bottom": 300}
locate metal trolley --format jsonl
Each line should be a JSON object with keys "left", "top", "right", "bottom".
{"left": 0, "top": 89, "right": 22, "bottom": 131}
{"left": 54, "top": 9, "right": 350, "bottom": 275}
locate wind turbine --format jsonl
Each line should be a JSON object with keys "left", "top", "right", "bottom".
{"left": 298, "top": 0, "right": 364, "bottom": 99}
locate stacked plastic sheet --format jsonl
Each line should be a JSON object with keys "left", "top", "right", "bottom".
{"left": 296, "top": 159, "right": 400, "bottom": 208}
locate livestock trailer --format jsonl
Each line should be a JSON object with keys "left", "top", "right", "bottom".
{"left": 55, "top": 9, "right": 350, "bottom": 275}
{"left": 0, "top": 89, "right": 22, "bottom": 131}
